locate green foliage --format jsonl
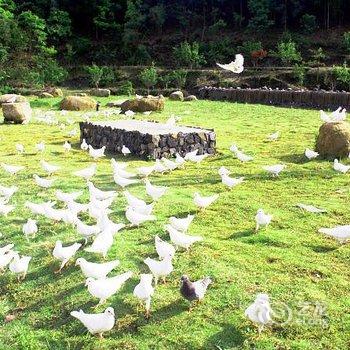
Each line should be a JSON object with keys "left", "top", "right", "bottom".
{"left": 293, "top": 63, "right": 306, "bottom": 86}
{"left": 117, "top": 80, "right": 134, "bottom": 95}
{"left": 47, "top": 10, "right": 71, "bottom": 43}
{"left": 173, "top": 41, "right": 206, "bottom": 69}
{"left": 343, "top": 32, "right": 350, "bottom": 53}
{"left": 208, "top": 19, "right": 227, "bottom": 35}
{"left": 333, "top": 63, "right": 350, "bottom": 89}
{"left": 239, "top": 40, "right": 262, "bottom": 57}
{"left": 85, "top": 64, "right": 104, "bottom": 88}
{"left": 277, "top": 40, "right": 302, "bottom": 65}
{"left": 139, "top": 63, "right": 158, "bottom": 93}
{"left": 248, "top": 0, "right": 274, "bottom": 30}
{"left": 204, "top": 38, "right": 235, "bottom": 63}
{"left": 300, "top": 14, "right": 318, "bottom": 34}
{"left": 149, "top": 4, "right": 165, "bottom": 31}
{"left": 170, "top": 69, "right": 187, "bottom": 89}
{"left": 160, "top": 73, "right": 173, "bottom": 89}
{"left": 100, "top": 66, "right": 116, "bottom": 87}
{"left": 126, "top": 44, "right": 152, "bottom": 65}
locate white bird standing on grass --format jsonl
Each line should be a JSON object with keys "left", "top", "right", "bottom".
{"left": 137, "top": 165, "right": 154, "bottom": 177}
{"left": 85, "top": 230, "right": 114, "bottom": 259}
{"left": 296, "top": 203, "right": 326, "bottom": 213}
{"left": 245, "top": 293, "right": 272, "bottom": 335}
{"left": 133, "top": 274, "right": 154, "bottom": 318}
{"left": 305, "top": 148, "right": 319, "bottom": 160}
{"left": 221, "top": 174, "right": 244, "bottom": 189}
{"left": 145, "top": 179, "right": 168, "bottom": 201}
{"left": 255, "top": 209, "right": 272, "bottom": 232}
{"left": 63, "top": 141, "right": 72, "bottom": 152}
{"left": 318, "top": 225, "right": 350, "bottom": 244}
{"left": 0, "top": 244, "right": 14, "bottom": 256}
{"left": 262, "top": 164, "right": 286, "bottom": 177}
{"left": 193, "top": 192, "right": 219, "bottom": 210}
{"left": 122, "top": 145, "right": 131, "bottom": 156}
{"left": 217, "top": 54, "right": 244, "bottom": 73}
{"left": 73, "top": 164, "right": 97, "bottom": 180}
{"left": 88, "top": 181, "right": 116, "bottom": 201}
{"left": 144, "top": 255, "right": 173, "bottom": 285}
{"left": 0, "top": 184, "right": 18, "bottom": 202}
{"left": 267, "top": 131, "right": 280, "bottom": 141}
{"left": 52, "top": 241, "right": 81, "bottom": 273}
{"left": 0, "top": 202, "right": 15, "bottom": 216}
{"left": 40, "top": 160, "right": 60, "bottom": 175}
{"left": 125, "top": 206, "right": 156, "bottom": 226}
{"left": 22, "top": 219, "right": 38, "bottom": 240}
{"left": 75, "top": 258, "right": 120, "bottom": 279}
{"left": 15, "top": 144, "right": 25, "bottom": 154}
{"left": 89, "top": 145, "right": 106, "bottom": 160}
{"left": 85, "top": 271, "right": 133, "bottom": 305}
{"left": 56, "top": 190, "right": 82, "bottom": 203}
{"left": 155, "top": 235, "right": 176, "bottom": 259}
{"left": 71, "top": 307, "right": 115, "bottom": 339}
{"left": 169, "top": 214, "right": 194, "bottom": 232}
{"left": 1, "top": 163, "right": 25, "bottom": 175}
{"left": 114, "top": 174, "right": 138, "bottom": 188}
{"left": 165, "top": 224, "right": 203, "bottom": 250}
{"left": 0, "top": 251, "right": 16, "bottom": 271}
{"left": 33, "top": 174, "right": 55, "bottom": 188}
{"left": 81, "top": 139, "right": 89, "bottom": 151}
{"left": 333, "top": 159, "right": 350, "bottom": 173}
{"left": 9, "top": 253, "right": 32, "bottom": 281}
{"left": 35, "top": 141, "right": 45, "bottom": 153}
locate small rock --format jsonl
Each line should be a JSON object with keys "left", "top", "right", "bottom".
{"left": 90, "top": 88, "right": 111, "bottom": 97}
{"left": 39, "top": 92, "right": 54, "bottom": 98}
{"left": 169, "top": 91, "right": 184, "bottom": 101}
{"left": 60, "top": 96, "right": 97, "bottom": 111}
{"left": 184, "top": 95, "right": 197, "bottom": 101}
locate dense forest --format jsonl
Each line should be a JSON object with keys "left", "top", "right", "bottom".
{"left": 1, "top": 0, "right": 350, "bottom": 90}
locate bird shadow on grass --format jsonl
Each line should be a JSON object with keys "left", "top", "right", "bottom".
{"left": 277, "top": 153, "right": 308, "bottom": 164}
{"left": 306, "top": 244, "right": 338, "bottom": 253}
{"left": 229, "top": 230, "right": 253, "bottom": 240}
{"left": 239, "top": 235, "right": 291, "bottom": 249}
{"left": 204, "top": 323, "right": 245, "bottom": 349}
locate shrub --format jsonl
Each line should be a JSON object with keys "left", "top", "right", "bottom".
{"left": 170, "top": 70, "right": 187, "bottom": 89}
{"left": 173, "top": 41, "right": 205, "bottom": 69}
{"left": 100, "top": 66, "right": 116, "bottom": 87}
{"left": 139, "top": 63, "right": 158, "bottom": 94}
{"left": 300, "top": 14, "right": 318, "bottom": 34}
{"left": 85, "top": 64, "right": 104, "bottom": 88}
{"left": 333, "top": 64, "right": 350, "bottom": 90}
{"left": 36, "top": 58, "right": 68, "bottom": 85}
{"left": 343, "top": 32, "right": 350, "bottom": 53}
{"left": 204, "top": 38, "right": 235, "bottom": 64}
{"left": 239, "top": 41, "right": 262, "bottom": 57}
{"left": 277, "top": 40, "right": 301, "bottom": 65}
{"left": 160, "top": 73, "right": 172, "bottom": 89}
{"left": 118, "top": 80, "right": 134, "bottom": 96}
{"left": 208, "top": 19, "right": 227, "bottom": 35}
{"left": 293, "top": 64, "right": 306, "bottom": 86}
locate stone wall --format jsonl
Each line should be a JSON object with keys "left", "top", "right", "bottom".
{"left": 79, "top": 121, "right": 216, "bottom": 159}
{"left": 198, "top": 87, "right": 350, "bottom": 110}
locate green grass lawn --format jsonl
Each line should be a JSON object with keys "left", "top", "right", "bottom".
{"left": 0, "top": 96, "right": 349, "bottom": 350}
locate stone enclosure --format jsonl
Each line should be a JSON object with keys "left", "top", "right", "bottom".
{"left": 80, "top": 120, "right": 216, "bottom": 159}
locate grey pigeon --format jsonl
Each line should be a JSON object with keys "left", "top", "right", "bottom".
{"left": 180, "top": 275, "right": 212, "bottom": 307}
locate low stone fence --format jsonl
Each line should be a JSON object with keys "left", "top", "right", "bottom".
{"left": 79, "top": 120, "right": 216, "bottom": 159}
{"left": 198, "top": 87, "right": 350, "bottom": 110}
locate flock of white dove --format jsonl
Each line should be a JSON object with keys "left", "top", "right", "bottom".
{"left": 0, "top": 102, "right": 349, "bottom": 338}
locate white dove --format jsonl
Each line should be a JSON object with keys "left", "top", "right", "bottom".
{"left": 88, "top": 181, "right": 116, "bottom": 201}
{"left": 218, "top": 166, "right": 230, "bottom": 176}
{"left": 22, "top": 219, "right": 38, "bottom": 240}
{"left": 81, "top": 138, "right": 89, "bottom": 151}
{"left": 216, "top": 54, "right": 244, "bottom": 73}
{"left": 221, "top": 174, "right": 244, "bottom": 188}
{"left": 56, "top": 190, "right": 83, "bottom": 203}
{"left": 193, "top": 192, "right": 219, "bottom": 209}
{"left": 296, "top": 203, "right": 326, "bottom": 213}
{"left": 73, "top": 164, "right": 97, "bottom": 180}
{"left": 262, "top": 164, "right": 286, "bottom": 177}
{"left": 76, "top": 219, "right": 101, "bottom": 243}
{"left": 85, "top": 229, "right": 114, "bottom": 258}
{"left": 96, "top": 213, "right": 125, "bottom": 234}
{"left": 33, "top": 174, "right": 55, "bottom": 188}
{"left": 305, "top": 148, "right": 319, "bottom": 160}
{"left": 145, "top": 179, "right": 168, "bottom": 201}
{"left": 0, "top": 184, "right": 18, "bottom": 201}
{"left": 15, "top": 144, "right": 25, "bottom": 154}
{"left": 144, "top": 255, "right": 173, "bottom": 285}
{"left": 318, "top": 225, "right": 350, "bottom": 244}
{"left": 125, "top": 110, "right": 135, "bottom": 118}
{"left": 113, "top": 166, "right": 137, "bottom": 179}
{"left": 63, "top": 141, "right": 72, "bottom": 152}
{"left": 245, "top": 293, "right": 272, "bottom": 334}
{"left": 255, "top": 209, "right": 272, "bottom": 232}
{"left": 9, "top": 253, "right": 31, "bottom": 281}
{"left": 25, "top": 200, "right": 56, "bottom": 215}
{"left": 0, "top": 243, "right": 14, "bottom": 256}
{"left": 184, "top": 149, "right": 199, "bottom": 161}
{"left": 35, "top": 141, "right": 45, "bottom": 153}
{"left": 133, "top": 274, "right": 154, "bottom": 318}
{"left": 333, "top": 159, "right": 350, "bottom": 173}
{"left": 125, "top": 206, "right": 156, "bottom": 226}
{"left": 71, "top": 307, "right": 115, "bottom": 339}
{"left": 114, "top": 174, "right": 138, "bottom": 188}
{"left": 85, "top": 271, "right": 133, "bottom": 305}
{"left": 67, "top": 200, "right": 89, "bottom": 214}
{"left": 52, "top": 241, "right": 81, "bottom": 273}
{"left": 153, "top": 159, "right": 167, "bottom": 173}
{"left": 76, "top": 258, "right": 120, "bottom": 279}
{"left": 169, "top": 214, "right": 194, "bottom": 232}
{"left": 267, "top": 131, "right": 280, "bottom": 141}
{"left": 110, "top": 158, "right": 128, "bottom": 171}
{"left": 137, "top": 165, "right": 154, "bottom": 177}
{"left": 235, "top": 150, "right": 253, "bottom": 162}
{"left": 0, "top": 251, "right": 16, "bottom": 271}
{"left": 122, "top": 145, "right": 131, "bottom": 156}
{"left": 175, "top": 153, "right": 186, "bottom": 166}
{"left": 162, "top": 158, "right": 178, "bottom": 171}
{"left": 40, "top": 160, "right": 60, "bottom": 175}
{"left": 165, "top": 224, "right": 203, "bottom": 250}
{"left": 67, "top": 128, "right": 78, "bottom": 137}
{"left": 89, "top": 145, "right": 106, "bottom": 160}
{"left": 0, "top": 202, "right": 15, "bottom": 216}
{"left": 1, "top": 163, "right": 25, "bottom": 175}
{"left": 124, "top": 190, "right": 147, "bottom": 208}
{"left": 155, "top": 235, "right": 176, "bottom": 259}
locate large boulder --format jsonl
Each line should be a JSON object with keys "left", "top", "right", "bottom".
{"left": 0, "top": 94, "right": 27, "bottom": 106}
{"left": 169, "top": 91, "right": 184, "bottom": 101}
{"left": 60, "top": 96, "right": 97, "bottom": 111}
{"left": 315, "top": 122, "right": 350, "bottom": 158}
{"left": 90, "top": 88, "right": 111, "bottom": 97}
{"left": 120, "top": 96, "right": 165, "bottom": 113}
{"left": 2, "top": 102, "right": 32, "bottom": 124}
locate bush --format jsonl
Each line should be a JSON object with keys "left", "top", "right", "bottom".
{"left": 36, "top": 58, "right": 68, "bottom": 86}
{"left": 239, "top": 41, "right": 262, "bottom": 57}
{"left": 204, "top": 38, "right": 235, "bottom": 64}
{"left": 293, "top": 64, "right": 306, "bottom": 86}
{"left": 170, "top": 70, "right": 187, "bottom": 89}
{"left": 333, "top": 64, "right": 350, "bottom": 90}
{"left": 343, "top": 32, "right": 350, "bottom": 53}
{"left": 173, "top": 41, "right": 205, "bottom": 69}
{"left": 139, "top": 63, "right": 158, "bottom": 94}
{"left": 85, "top": 64, "right": 104, "bottom": 88}
{"left": 160, "top": 73, "right": 172, "bottom": 89}
{"left": 118, "top": 81, "right": 134, "bottom": 96}
{"left": 277, "top": 40, "right": 301, "bottom": 65}
{"left": 300, "top": 14, "right": 318, "bottom": 34}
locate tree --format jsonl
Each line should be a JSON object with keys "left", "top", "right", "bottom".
{"left": 47, "top": 9, "right": 71, "bottom": 44}
{"left": 139, "top": 63, "right": 158, "bottom": 94}
{"left": 173, "top": 41, "right": 206, "bottom": 69}
{"left": 248, "top": 0, "right": 274, "bottom": 30}
{"left": 86, "top": 64, "right": 104, "bottom": 88}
